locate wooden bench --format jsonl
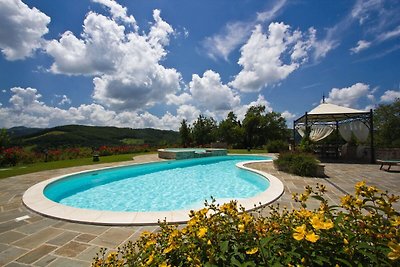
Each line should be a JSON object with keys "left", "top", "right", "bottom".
{"left": 377, "top": 160, "right": 400, "bottom": 171}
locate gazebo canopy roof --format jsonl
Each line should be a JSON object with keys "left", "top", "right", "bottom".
{"left": 294, "top": 102, "right": 370, "bottom": 123}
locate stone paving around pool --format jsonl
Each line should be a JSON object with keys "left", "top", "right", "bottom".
{"left": 0, "top": 153, "right": 399, "bottom": 266}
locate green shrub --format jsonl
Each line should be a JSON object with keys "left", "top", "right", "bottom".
{"left": 274, "top": 152, "right": 319, "bottom": 177}
{"left": 92, "top": 182, "right": 400, "bottom": 267}
{"left": 265, "top": 140, "right": 288, "bottom": 153}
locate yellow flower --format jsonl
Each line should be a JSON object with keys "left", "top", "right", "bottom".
{"left": 140, "top": 231, "right": 152, "bottom": 237}
{"left": 343, "top": 238, "right": 349, "bottom": 245}
{"left": 145, "top": 239, "right": 156, "bottom": 248}
{"left": 305, "top": 231, "right": 319, "bottom": 243}
{"left": 146, "top": 253, "right": 154, "bottom": 265}
{"left": 388, "top": 241, "right": 400, "bottom": 260}
{"left": 106, "top": 252, "right": 118, "bottom": 262}
{"left": 323, "top": 219, "right": 334, "bottom": 229}
{"left": 355, "top": 181, "right": 366, "bottom": 192}
{"left": 207, "top": 240, "right": 212, "bottom": 245}
{"left": 310, "top": 214, "right": 334, "bottom": 230}
{"left": 293, "top": 224, "right": 307, "bottom": 241}
{"left": 355, "top": 198, "right": 363, "bottom": 207}
{"left": 240, "top": 213, "right": 253, "bottom": 224}
{"left": 159, "top": 262, "right": 170, "bottom": 267}
{"left": 390, "top": 216, "right": 400, "bottom": 227}
{"left": 246, "top": 247, "right": 259, "bottom": 255}
{"left": 297, "top": 208, "right": 313, "bottom": 218}
{"left": 164, "top": 244, "right": 176, "bottom": 254}
{"left": 238, "top": 224, "right": 245, "bottom": 233}
{"left": 197, "top": 227, "right": 207, "bottom": 238}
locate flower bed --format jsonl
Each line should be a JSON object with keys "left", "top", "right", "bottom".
{"left": 92, "top": 182, "right": 399, "bottom": 266}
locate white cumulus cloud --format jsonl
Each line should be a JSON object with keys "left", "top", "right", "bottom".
{"left": 202, "top": 0, "right": 287, "bottom": 61}
{"left": 189, "top": 70, "right": 240, "bottom": 111}
{"left": 46, "top": 6, "right": 182, "bottom": 111}
{"left": 92, "top": 0, "right": 137, "bottom": 26}
{"left": 230, "top": 23, "right": 315, "bottom": 92}
{"left": 380, "top": 90, "right": 400, "bottom": 103}
{"left": 0, "top": 0, "right": 50, "bottom": 60}
{"left": 0, "top": 87, "right": 188, "bottom": 130}
{"left": 325, "top": 83, "right": 370, "bottom": 107}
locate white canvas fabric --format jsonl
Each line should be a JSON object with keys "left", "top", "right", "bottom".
{"left": 296, "top": 125, "right": 335, "bottom": 142}
{"left": 309, "top": 103, "right": 366, "bottom": 115}
{"left": 339, "top": 120, "right": 369, "bottom": 143}
{"left": 338, "top": 122, "right": 352, "bottom": 142}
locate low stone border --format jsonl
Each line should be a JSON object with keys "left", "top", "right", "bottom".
{"left": 23, "top": 158, "right": 284, "bottom": 225}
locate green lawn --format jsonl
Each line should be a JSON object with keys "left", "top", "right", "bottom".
{"left": 227, "top": 149, "right": 267, "bottom": 154}
{"left": 0, "top": 152, "right": 155, "bottom": 179}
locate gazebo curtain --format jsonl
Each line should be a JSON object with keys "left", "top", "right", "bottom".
{"left": 338, "top": 120, "right": 369, "bottom": 143}
{"left": 296, "top": 125, "right": 335, "bottom": 142}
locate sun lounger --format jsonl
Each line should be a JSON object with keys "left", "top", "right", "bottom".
{"left": 376, "top": 159, "right": 400, "bottom": 171}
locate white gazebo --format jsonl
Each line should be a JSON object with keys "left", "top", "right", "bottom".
{"left": 293, "top": 101, "right": 375, "bottom": 163}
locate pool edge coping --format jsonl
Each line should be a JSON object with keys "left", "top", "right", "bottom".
{"left": 22, "top": 155, "right": 284, "bottom": 226}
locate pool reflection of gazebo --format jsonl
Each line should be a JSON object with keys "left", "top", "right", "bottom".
{"left": 293, "top": 100, "right": 374, "bottom": 163}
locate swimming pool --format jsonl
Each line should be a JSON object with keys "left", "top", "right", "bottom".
{"left": 23, "top": 155, "right": 284, "bottom": 225}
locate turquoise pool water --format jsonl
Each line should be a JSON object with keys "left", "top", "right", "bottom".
{"left": 44, "top": 155, "right": 271, "bottom": 212}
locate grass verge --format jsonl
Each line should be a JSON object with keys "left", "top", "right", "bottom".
{"left": 228, "top": 149, "right": 268, "bottom": 154}
{"left": 0, "top": 152, "right": 155, "bottom": 179}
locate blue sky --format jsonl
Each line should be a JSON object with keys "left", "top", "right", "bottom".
{"left": 0, "top": 0, "right": 399, "bottom": 130}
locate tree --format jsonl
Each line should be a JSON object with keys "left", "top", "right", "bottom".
{"left": 264, "top": 111, "right": 288, "bottom": 142}
{"left": 0, "top": 128, "right": 10, "bottom": 149}
{"left": 374, "top": 98, "right": 400, "bottom": 148}
{"left": 179, "top": 119, "right": 192, "bottom": 147}
{"left": 243, "top": 106, "right": 289, "bottom": 149}
{"left": 192, "top": 115, "right": 217, "bottom": 146}
{"left": 217, "top": 111, "right": 244, "bottom": 147}
{"left": 243, "top": 105, "right": 267, "bottom": 148}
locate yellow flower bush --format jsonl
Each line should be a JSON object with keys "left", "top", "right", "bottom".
{"left": 93, "top": 182, "right": 399, "bottom": 266}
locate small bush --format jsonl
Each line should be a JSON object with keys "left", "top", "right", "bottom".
{"left": 92, "top": 182, "right": 400, "bottom": 267}
{"left": 265, "top": 140, "right": 288, "bottom": 153}
{"left": 274, "top": 152, "right": 319, "bottom": 177}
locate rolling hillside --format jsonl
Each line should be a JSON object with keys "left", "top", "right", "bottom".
{"left": 8, "top": 125, "right": 179, "bottom": 149}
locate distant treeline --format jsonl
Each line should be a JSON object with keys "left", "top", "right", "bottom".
{"left": 7, "top": 125, "right": 180, "bottom": 150}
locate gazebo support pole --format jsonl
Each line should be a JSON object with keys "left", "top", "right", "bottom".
{"left": 370, "top": 109, "right": 375, "bottom": 163}
{"left": 305, "top": 112, "right": 308, "bottom": 136}
{"left": 293, "top": 121, "right": 296, "bottom": 151}
{"left": 336, "top": 121, "right": 339, "bottom": 159}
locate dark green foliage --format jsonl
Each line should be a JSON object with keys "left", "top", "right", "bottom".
{"left": 274, "top": 152, "right": 319, "bottom": 177}
{"left": 265, "top": 140, "right": 288, "bottom": 153}
{"left": 242, "top": 105, "right": 288, "bottom": 148}
{"left": 374, "top": 98, "right": 400, "bottom": 148}
{"left": 179, "top": 119, "right": 192, "bottom": 147}
{"left": 218, "top": 112, "right": 244, "bottom": 147}
{"left": 9, "top": 125, "right": 179, "bottom": 149}
{"left": 0, "top": 128, "right": 11, "bottom": 149}
{"left": 192, "top": 115, "right": 217, "bottom": 146}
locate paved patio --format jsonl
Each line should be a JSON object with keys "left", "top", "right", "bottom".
{"left": 0, "top": 154, "right": 399, "bottom": 266}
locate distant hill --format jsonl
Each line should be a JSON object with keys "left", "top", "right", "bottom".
{"left": 9, "top": 125, "right": 179, "bottom": 149}
{"left": 7, "top": 126, "right": 44, "bottom": 138}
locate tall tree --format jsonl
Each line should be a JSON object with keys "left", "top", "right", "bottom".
{"left": 218, "top": 111, "right": 244, "bottom": 147}
{"left": 264, "top": 111, "right": 288, "bottom": 142}
{"left": 242, "top": 105, "right": 266, "bottom": 148}
{"left": 0, "top": 128, "right": 10, "bottom": 149}
{"left": 179, "top": 119, "right": 192, "bottom": 147}
{"left": 374, "top": 98, "right": 400, "bottom": 148}
{"left": 192, "top": 115, "right": 217, "bottom": 146}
